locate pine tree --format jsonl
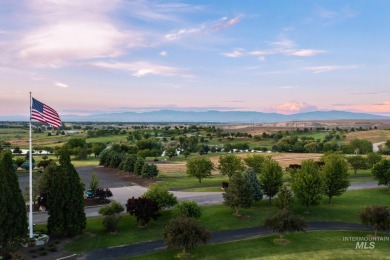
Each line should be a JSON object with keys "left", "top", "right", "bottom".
{"left": 223, "top": 172, "right": 253, "bottom": 215}
{"left": 47, "top": 148, "right": 86, "bottom": 237}
{"left": 0, "top": 151, "right": 28, "bottom": 259}
{"left": 244, "top": 168, "right": 263, "bottom": 201}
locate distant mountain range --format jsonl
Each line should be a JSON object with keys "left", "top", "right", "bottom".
{"left": 1, "top": 110, "right": 389, "bottom": 123}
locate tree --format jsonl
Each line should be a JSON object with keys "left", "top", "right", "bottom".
{"left": 259, "top": 156, "right": 283, "bottom": 204}
{"left": 349, "top": 138, "right": 373, "bottom": 154}
{"left": 163, "top": 217, "right": 211, "bottom": 256}
{"left": 142, "top": 184, "right": 177, "bottom": 210}
{"left": 292, "top": 159, "right": 323, "bottom": 213}
{"left": 244, "top": 168, "right": 262, "bottom": 201}
{"left": 371, "top": 159, "right": 390, "bottom": 190}
{"left": 165, "top": 147, "right": 177, "bottom": 158}
{"left": 218, "top": 154, "right": 245, "bottom": 181}
{"left": 366, "top": 152, "right": 382, "bottom": 168}
{"left": 263, "top": 209, "right": 306, "bottom": 242}
{"left": 243, "top": 154, "right": 265, "bottom": 174}
{"left": 36, "top": 161, "right": 57, "bottom": 209}
{"left": 359, "top": 205, "right": 390, "bottom": 236}
{"left": 141, "top": 163, "right": 159, "bottom": 179}
{"left": 98, "top": 201, "right": 124, "bottom": 233}
{"left": 346, "top": 155, "right": 368, "bottom": 174}
{"left": 133, "top": 157, "right": 145, "bottom": 175}
{"left": 223, "top": 172, "right": 253, "bottom": 215}
{"left": 186, "top": 157, "right": 214, "bottom": 183}
{"left": 47, "top": 148, "right": 86, "bottom": 237}
{"left": 275, "top": 186, "right": 293, "bottom": 210}
{"left": 89, "top": 172, "right": 99, "bottom": 193}
{"left": 0, "top": 151, "right": 28, "bottom": 259}
{"left": 322, "top": 153, "right": 350, "bottom": 204}
{"left": 172, "top": 201, "right": 202, "bottom": 219}
{"left": 126, "top": 197, "right": 161, "bottom": 227}
{"left": 119, "top": 154, "right": 137, "bottom": 173}
{"left": 91, "top": 142, "right": 106, "bottom": 157}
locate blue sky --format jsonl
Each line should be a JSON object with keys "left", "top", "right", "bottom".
{"left": 1, "top": 0, "right": 390, "bottom": 116}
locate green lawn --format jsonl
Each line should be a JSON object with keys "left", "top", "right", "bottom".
{"left": 64, "top": 188, "right": 390, "bottom": 253}
{"left": 157, "top": 172, "right": 228, "bottom": 190}
{"left": 127, "top": 230, "right": 390, "bottom": 260}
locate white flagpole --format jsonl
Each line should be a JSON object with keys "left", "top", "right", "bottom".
{"left": 29, "top": 92, "right": 33, "bottom": 238}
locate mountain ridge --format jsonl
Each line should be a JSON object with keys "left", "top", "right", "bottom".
{"left": 1, "top": 110, "right": 389, "bottom": 123}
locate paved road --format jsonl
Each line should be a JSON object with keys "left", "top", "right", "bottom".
{"left": 30, "top": 165, "right": 384, "bottom": 224}
{"left": 79, "top": 222, "right": 371, "bottom": 260}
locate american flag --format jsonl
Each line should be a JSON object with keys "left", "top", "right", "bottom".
{"left": 31, "top": 98, "right": 62, "bottom": 128}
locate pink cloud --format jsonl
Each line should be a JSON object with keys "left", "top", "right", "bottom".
{"left": 270, "top": 101, "right": 318, "bottom": 114}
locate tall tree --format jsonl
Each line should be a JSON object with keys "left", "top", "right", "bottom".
{"left": 243, "top": 154, "right": 265, "bottom": 174}
{"left": 259, "top": 156, "right": 283, "bottom": 204}
{"left": 223, "top": 172, "right": 253, "bottom": 215}
{"left": 366, "top": 152, "right": 382, "bottom": 168}
{"left": 322, "top": 153, "right": 350, "bottom": 204}
{"left": 218, "top": 154, "right": 245, "bottom": 181}
{"left": 47, "top": 148, "right": 86, "bottom": 237}
{"left": 244, "top": 168, "right": 263, "bottom": 201}
{"left": 371, "top": 159, "right": 390, "bottom": 190}
{"left": 292, "top": 159, "right": 324, "bottom": 213}
{"left": 0, "top": 151, "right": 28, "bottom": 259}
{"left": 186, "top": 157, "right": 214, "bottom": 183}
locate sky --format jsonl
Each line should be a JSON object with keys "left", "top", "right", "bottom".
{"left": 1, "top": 0, "right": 390, "bottom": 117}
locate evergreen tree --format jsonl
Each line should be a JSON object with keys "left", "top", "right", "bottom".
{"left": 244, "top": 168, "right": 263, "bottom": 201}
{"left": 0, "top": 151, "right": 28, "bottom": 259}
{"left": 141, "top": 163, "right": 159, "bottom": 179}
{"left": 292, "top": 159, "right": 324, "bottom": 213}
{"left": 223, "top": 172, "right": 253, "bottom": 215}
{"left": 259, "top": 156, "right": 283, "bottom": 204}
{"left": 322, "top": 153, "right": 350, "bottom": 203}
{"left": 47, "top": 148, "right": 86, "bottom": 237}
{"left": 134, "top": 157, "right": 145, "bottom": 175}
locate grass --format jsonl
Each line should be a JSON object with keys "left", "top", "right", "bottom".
{"left": 126, "top": 230, "right": 390, "bottom": 260}
{"left": 64, "top": 188, "right": 390, "bottom": 253}
{"left": 157, "top": 172, "right": 228, "bottom": 190}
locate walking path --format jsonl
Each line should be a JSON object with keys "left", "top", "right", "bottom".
{"left": 78, "top": 222, "right": 372, "bottom": 259}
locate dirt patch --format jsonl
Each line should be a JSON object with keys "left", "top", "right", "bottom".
{"left": 17, "top": 238, "right": 76, "bottom": 260}
{"left": 94, "top": 166, "right": 156, "bottom": 187}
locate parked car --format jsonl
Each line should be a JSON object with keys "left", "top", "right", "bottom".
{"left": 85, "top": 189, "right": 95, "bottom": 198}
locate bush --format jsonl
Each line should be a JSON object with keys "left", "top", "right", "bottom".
{"left": 98, "top": 201, "right": 124, "bottom": 216}
{"left": 126, "top": 197, "right": 161, "bottom": 226}
{"left": 142, "top": 184, "right": 177, "bottom": 210}
{"left": 172, "top": 201, "right": 202, "bottom": 219}
{"left": 102, "top": 215, "right": 121, "bottom": 233}
{"left": 359, "top": 205, "right": 390, "bottom": 236}
{"left": 133, "top": 157, "right": 145, "bottom": 175}
{"left": 141, "top": 163, "right": 159, "bottom": 179}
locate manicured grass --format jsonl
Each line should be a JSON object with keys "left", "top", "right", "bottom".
{"left": 64, "top": 188, "right": 390, "bottom": 253}
{"left": 127, "top": 230, "right": 390, "bottom": 260}
{"left": 157, "top": 172, "right": 229, "bottom": 190}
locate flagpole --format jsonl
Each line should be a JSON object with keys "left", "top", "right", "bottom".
{"left": 29, "top": 92, "right": 33, "bottom": 238}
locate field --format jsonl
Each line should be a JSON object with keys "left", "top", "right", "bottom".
{"left": 345, "top": 129, "right": 390, "bottom": 143}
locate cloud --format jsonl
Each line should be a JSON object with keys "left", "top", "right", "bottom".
{"left": 288, "top": 49, "right": 327, "bottom": 57}
{"left": 333, "top": 101, "right": 390, "bottom": 116}
{"left": 54, "top": 82, "right": 69, "bottom": 88}
{"left": 222, "top": 36, "right": 325, "bottom": 60}
{"left": 165, "top": 14, "right": 242, "bottom": 41}
{"left": 303, "top": 65, "right": 358, "bottom": 73}
{"left": 160, "top": 51, "right": 168, "bottom": 57}
{"left": 90, "top": 61, "right": 186, "bottom": 77}
{"left": 269, "top": 101, "right": 318, "bottom": 114}
{"left": 318, "top": 7, "right": 337, "bottom": 18}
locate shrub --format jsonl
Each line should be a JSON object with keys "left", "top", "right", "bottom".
{"left": 126, "top": 197, "right": 161, "bottom": 227}
{"left": 141, "top": 163, "right": 159, "bottom": 179}
{"left": 98, "top": 201, "right": 124, "bottom": 216}
{"left": 172, "top": 201, "right": 202, "bottom": 219}
{"left": 142, "top": 184, "right": 177, "bottom": 210}
{"left": 359, "top": 205, "right": 390, "bottom": 236}
{"left": 133, "top": 157, "right": 145, "bottom": 175}
{"left": 102, "top": 215, "right": 121, "bottom": 233}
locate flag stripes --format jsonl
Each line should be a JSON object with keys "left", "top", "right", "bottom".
{"left": 31, "top": 98, "right": 62, "bottom": 128}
